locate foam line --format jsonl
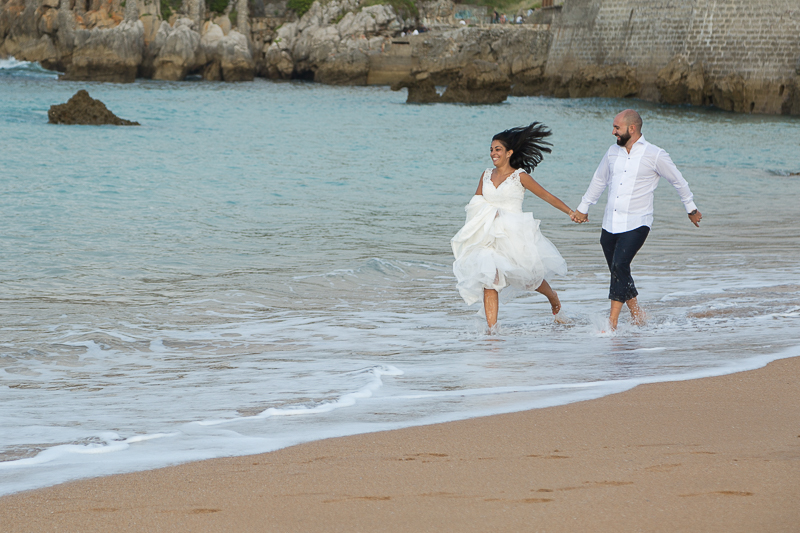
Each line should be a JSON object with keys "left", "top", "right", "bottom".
{"left": 196, "top": 365, "right": 403, "bottom": 426}
{"left": 0, "top": 433, "right": 179, "bottom": 469}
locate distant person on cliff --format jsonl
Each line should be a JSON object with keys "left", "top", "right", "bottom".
{"left": 572, "top": 109, "right": 703, "bottom": 330}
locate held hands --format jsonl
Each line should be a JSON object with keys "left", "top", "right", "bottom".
{"left": 570, "top": 210, "right": 588, "bottom": 224}
{"left": 688, "top": 209, "right": 702, "bottom": 227}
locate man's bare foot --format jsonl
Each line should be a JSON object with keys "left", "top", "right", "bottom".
{"left": 629, "top": 302, "right": 647, "bottom": 326}
{"left": 630, "top": 308, "right": 646, "bottom": 326}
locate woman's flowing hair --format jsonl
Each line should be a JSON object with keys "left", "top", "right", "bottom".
{"left": 492, "top": 122, "right": 552, "bottom": 173}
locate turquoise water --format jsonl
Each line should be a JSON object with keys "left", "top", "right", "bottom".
{"left": 1, "top": 58, "right": 800, "bottom": 496}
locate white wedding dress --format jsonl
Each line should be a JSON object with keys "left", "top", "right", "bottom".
{"left": 451, "top": 168, "right": 567, "bottom": 305}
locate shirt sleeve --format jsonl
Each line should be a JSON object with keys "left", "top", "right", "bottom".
{"left": 577, "top": 150, "right": 611, "bottom": 214}
{"left": 655, "top": 149, "right": 698, "bottom": 213}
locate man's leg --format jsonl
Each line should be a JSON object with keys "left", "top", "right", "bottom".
{"left": 601, "top": 227, "right": 650, "bottom": 329}
{"left": 600, "top": 230, "right": 622, "bottom": 328}
{"left": 609, "top": 300, "right": 625, "bottom": 329}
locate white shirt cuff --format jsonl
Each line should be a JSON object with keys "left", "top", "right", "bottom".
{"left": 684, "top": 201, "right": 698, "bottom": 213}
{"left": 577, "top": 202, "right": 590, "bottom": 214}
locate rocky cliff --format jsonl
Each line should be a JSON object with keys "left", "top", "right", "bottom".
{"left": 0, "top": 0, "right": 256, "bottom": 81}
{"left": 1, "top": 0, "right": 798, "bottom": 114}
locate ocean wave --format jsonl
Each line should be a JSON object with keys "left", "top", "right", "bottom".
{"left": 0, "top": 57, "right": 59, "bottom": 78}
{"left": 767, "top": 169, "right": 800, "bottom": 177}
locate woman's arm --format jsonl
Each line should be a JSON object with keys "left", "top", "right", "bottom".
{"left": 520, "top": 172, "right": 574, "bottom": 218}
{"left": 474, "top": 173, "right": 484, "bottom": 196}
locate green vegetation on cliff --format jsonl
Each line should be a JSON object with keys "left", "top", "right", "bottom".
{"left": 160, "top": 0, "right": 182, "bottom": 19}
{"left": 208, "top": 0, "right": 230, "bottom": 14}
{"left": 287, "top": 0, "right": 315, "bottom": 17}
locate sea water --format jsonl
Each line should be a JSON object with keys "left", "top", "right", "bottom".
{"left": 1, "top": 58, "right": 799, "bottom": 496}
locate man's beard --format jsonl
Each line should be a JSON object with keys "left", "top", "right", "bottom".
{"left": 616, "top": 132, "right": 631, "bottom": 146}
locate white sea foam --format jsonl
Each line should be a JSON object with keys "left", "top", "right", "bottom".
{"left": 0, "top": 57, "right": 30, "bottom": 69}
{"left": 0, "top": 57, "right": 58, "bottom": 77}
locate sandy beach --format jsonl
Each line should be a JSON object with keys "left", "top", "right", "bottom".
{"left": 2, "top": 355, "right": 798, "bottom": 532}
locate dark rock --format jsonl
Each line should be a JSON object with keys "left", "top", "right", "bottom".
{"left": 391, "top": 71, "right": 441, "bottom": 103}
{"left": 203, "top": 60, "right": 222, "bottom": 81}
{"left": 561, "top": 64, "right": 640, "bottom": 99}
{"left": 657, "top": 56, "right": 705, "bottom": 106}
{"left": 314, "top": 48, "right": 370, "bottom": 85}
{"left": 440, "top": 60, "right": 510, "bottom": 104}
{"left": 48, "top": 89, "right": 139, "bottom": 125}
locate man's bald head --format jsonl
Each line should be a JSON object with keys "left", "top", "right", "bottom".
{"left": 616, "top": 109, "right": 643, "bottom": 132}
{"left": 612, "top": 109, "right": 643, "bottom": 149}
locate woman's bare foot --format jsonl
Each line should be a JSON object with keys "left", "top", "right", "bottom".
{"left": 535, "top": 281, "right": 561, "bottom": 315}
{"left": 548, "top": 290, "right": 562, "bottom": 318}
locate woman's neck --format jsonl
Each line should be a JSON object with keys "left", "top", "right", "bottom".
{"left": 494, "top": 164, "right": 515, "bottom": 176}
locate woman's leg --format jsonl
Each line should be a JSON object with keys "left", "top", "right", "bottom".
{"left": 535, "top": 280, "right": 561, "bottom": 315}
{"left": 483, "top": 288, "right": 499, "bottom": 328}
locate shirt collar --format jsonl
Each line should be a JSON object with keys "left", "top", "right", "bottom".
{"left": 614, "top": 134, "right": 648, "bottom": 153}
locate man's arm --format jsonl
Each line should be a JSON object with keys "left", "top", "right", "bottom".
{"left": 655, "top": 149, "right": 698, "bottom": 214}
{"left": 574, "top": 151, "right": 611, "bottom": 222}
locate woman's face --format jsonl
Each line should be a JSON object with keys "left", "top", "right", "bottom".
{"left": 490, "top": 141, "right": 512, "bottom": 168}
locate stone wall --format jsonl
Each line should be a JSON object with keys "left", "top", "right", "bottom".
{"left": 544, "top": 0, "right": 800, "bottom": 114}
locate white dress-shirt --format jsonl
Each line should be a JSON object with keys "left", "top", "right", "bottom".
{"left": 577, "top": 135, "right": 698, "bottom": 234}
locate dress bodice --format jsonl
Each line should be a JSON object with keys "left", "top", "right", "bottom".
{"left": 481, "top": 168, "right": 525, "bottom": 213}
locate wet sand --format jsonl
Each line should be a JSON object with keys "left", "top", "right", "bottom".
{"left": 2, "top": 356, "right": 799, "bottom": 532}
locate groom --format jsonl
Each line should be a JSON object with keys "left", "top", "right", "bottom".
{"left": 573, "top": 109, "right": 702, "bottom": 329}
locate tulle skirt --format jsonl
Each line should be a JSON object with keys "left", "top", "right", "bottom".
{"left": 451, "top": 195, "right": 567, "bottom": 306}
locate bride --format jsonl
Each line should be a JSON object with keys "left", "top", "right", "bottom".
{"left": 451, "top": 122, "right": 579, "bottom": 329}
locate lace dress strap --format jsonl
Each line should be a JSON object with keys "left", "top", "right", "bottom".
{"left": 484, "top": 168, "right": 523, "bottom": 183}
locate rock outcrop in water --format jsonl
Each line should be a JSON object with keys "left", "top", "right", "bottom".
{"left": 391, "top": 72, "right": 440, "bottom": 103}
{"left": 439, "top": 60, "right": 511, "bottom": 104}
{"left": 2, "top": 0, "right": 799, "bottom": 114}
{"left": 48, "top": 89, "right": 140, "bottom": 125}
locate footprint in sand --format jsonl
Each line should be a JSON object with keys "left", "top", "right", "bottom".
{"left": 679, "top": 491, "right": 754, "bottom": 497}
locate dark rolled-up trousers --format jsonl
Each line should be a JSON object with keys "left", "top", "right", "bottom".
{"left": 600, "top": 226, "right": 650, "bottom": 303}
